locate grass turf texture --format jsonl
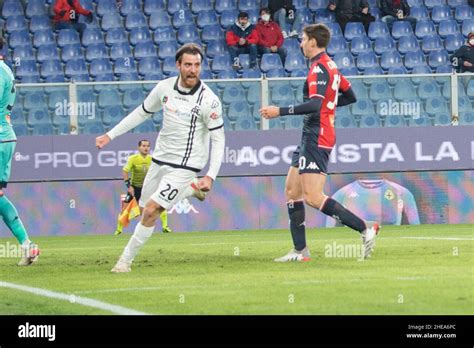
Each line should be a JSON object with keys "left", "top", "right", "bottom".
{"left": 0, "top": 224, "right": 472, "bottom": 315}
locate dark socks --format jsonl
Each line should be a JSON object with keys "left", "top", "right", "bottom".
{"left": 321, "top": 197, "right": 366, "bottom": 233}
{"left": 288, "top": 200, "right": 306, "bottom": 251}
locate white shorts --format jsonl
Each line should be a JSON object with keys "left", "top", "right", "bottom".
{"left": 139, "top": 162, "right": 197, "bottom": 209}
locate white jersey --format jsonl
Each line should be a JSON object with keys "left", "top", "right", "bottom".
{"left": 143, "top": 77, "right": 223, "bottom": 172}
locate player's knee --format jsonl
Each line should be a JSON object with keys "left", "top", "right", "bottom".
{"left": 303, "top": 192, "right": 325, "bottom": 209}
{"left": 142, "top": 204, "right": 163, "bottom": 222}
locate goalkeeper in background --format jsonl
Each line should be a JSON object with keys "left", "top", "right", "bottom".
{"left": 115, "top": 140, "right": 172, "bottom": 235}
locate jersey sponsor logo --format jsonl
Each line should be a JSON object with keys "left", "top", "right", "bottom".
{"left": 309, "top": 81, "right": 317, "bottom": 87}
{"left": 211, "top": 100, "right": 220, "bottom": 109}
{"left": 168, "top": 198, "right": 199, "bottom": 214}
{"left": 312, "top": 66, "right": 323, "bottom": 74}
{"left": 384, "top": 189, "right": 395, "bottom": 200}
{"left": 306, "top": 162, "right": 320, "bottom": 170}
{"left": 317, "top": 80, "right": 327, "bottom": 85}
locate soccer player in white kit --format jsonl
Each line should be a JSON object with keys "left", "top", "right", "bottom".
{"left": 96, "top": 44, "right": 225, "bottom": 272}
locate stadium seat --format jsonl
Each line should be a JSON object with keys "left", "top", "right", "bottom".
{"left": 211, "top": 54, "right": 232, "bottom": 72}
{"left": 344, "top": 22, "right": 366, "bottom": 41}
{"left": 397, "top": 35, "right": 420, "bottom": 55}
{"left": 26, "top": 107, "right": 51, "bottom": 126}
{"left": 166, "top": 0, "right": 188, "bottom": 15}
{"left": 33, "top": 29, "right": 55, "bottom": 48}
{"left": 411, "top": 7, "right": 431, "bottom": 21}
{"left": 308, "top": 0, "right": 330, "bottom": 11}
{"left": 418, "top": 79, "right": 442, "bottom": 100}
{"left": 149, "top": 12, "right": 172, "bottom": 30}
{"left": 424, "top": 0, "right": 446, "bottom": 10}
{"left": 433, "top": 112, "right": 452, "bottom": 126}
{"left": 431, "top": 5, "right": 452, "bottom": 24}
{"left": 239, "top": 0, "right": 259, "bottom": 11}
{"left": 45, "top": 74, "right": 66, "bottom": 83}
{"left": 100, "top": 14, "right": 123, "bottom": 31}
{"left": 438, "top": 20, "right": 459, "bottom": 39}
{"left": 162, "top": 57, "right": 178, "bottom": 75}
{"left": 123, "top": 88, "right": 145, "bottom": 109}
{"left": 357, "top": 52, "right": 378, "bottom": 71}
{"left": 408, "top": 113, "right": 432, "bottom": 126}
{"left": 369, "top": 81, "right": 392, "bottom": 101}
{"left": 445, "top": 34, "right": 465, "bottom": 53}
{"left": 391, "top": 21, "right": 414, "bottom": 40}
{"left": 314, "top": 9, "right": 335, "bottom": 24}
{"left": 283, "top": 115, "right": 304, "bottom": 130}
{"left": 177, "top": 25, "right": 200, "bottom": 44}
{"left": 8, "top": 30, "right": 30, "bottom": 49}
{"left": 31, "top": 123, "right": 55, "bottom": 135}
{"left": 6, "top": 15, "right": 27, "bottom": 33}
{"left": 428, "top": 50, "right": 450, "bottom": 69}
{"left": 197, "top": 10, "right": 218, "bottom": 28}
{"left": 40, "top": 59, "right": 63, "bottom": 79}
{"left": 351, "top": 80, "right": 369, "bottom": 99}
{"left": 134, "top": 41, "right": 157, "bottom": 60}
{"left": 381, "top": 51, "right": 403, "bottom": 70}
{"left": 109, "top": 42, "right": 132, "bottom": 60}
{"left": 144, "top": 0, "right": 165, "bottom": 15}
{"left": 15, "top": 60, "right": 39, "bottom": 80}
{"left": 58, "top": 29, "right": 80, "bottom": 48}
{"left": 284, "top": 52, "right": 306, "bottom": 72}
{"left": 460, "top": 112, "right": 474, "bottom": 125}
{"left": 61, "top": 44, "right": 84, "bottom": 63}
{"left": 125, "top": 13, "right": 148, "bottom": 31}
{"left": 86, "top": 43, "right": 108, "bottom": 61}
{"left": 327, "top": 35, "right": 349, "bottom": 55}
{"left": 339, "top": 67, "right": 359, "bottom": 76}
{"left": 425, "top": 97, "right": 449, "bottom": 115}
{"left": 2, "top": 1, "right": 24, "bottom": 18}
{"left": 333, "top": 52, "right": 355, "bottom": 69}
{"left": 462, "top": 19, "right": 474, "bottom": 37}
{"left": 374, "top": 37, "right": 395, "bottom": 56}
{"left": 234, "top": 115, "right": 258, "bottom": 131}
{"left": 455, "top": 5, "right": 473, "bottom": 23}
{"left": 96, "top": 0, "right": 118, "bottom": 17}
{"left": 335, "top": 113, "right": 357, "bottom": 128}
{"left": 101, "top": 105, "right": 124, "bottom": 127}
{"left": 260, "top": 54, "right": 283, "bottom": 73}
{"left": 65, "top": 59, "right": 88, "bottom": 78}
{"left": 172, "top": 10, "right": 194, "bottom": 29}
{"left": 226, "top": 101, "right": 250, "bottom": 121}
{"left": 268, "top": 118, "right": 284, "bottom": 129}
{"left": 271, "top": 83, "right": 294, "bottom": 104}
{"left": 368, "top": 21, "right": 389, "bottom": 41}
{"left": 384, "top": 114, "right": 407, "bottom": 127}
{"left": 105, "top": 28, "right": 127, "bottom": 46}
{"left": 23, "top": 91, "right": 47, "bottom": 110}
{"left": 142, "top": 71, "right": 164, "bottom": 81}
{"left": 13, "top": 124, "right": 29, "bottom": 136}
{"left": 129, "top": 28, "right": 152, "bottom": 46}
{"left": 458, "top": 96, "right": 472, "bottom": 113}
{"left": 421, "top": 35, "right": 443, "bottom": 53}
{"left": 350, "top": 36, "right": 372, "bottom": 56}
{"left": 120, "top": 0, "right": 141, "bottom": 16}
{"left": 327, "top": 23, "right": 343, "bottom": 37}
{"left": 90, "top": 58, "right": 113, "bottom": 78}
{"left": 13, "top": 45, "right": 35, "bottom": 64}
{"left": 266, "top": 69, "right": 287, "bottom": 78}
{"left": 97, "top": 89, "right": 121, "bottom": 109}
{"left": 415, "top": 20, "right": 436, "bottom": 39}
{"left": 201, "top": 25, "right": 224, "bottom": 43}
{"left": 220, "top": 9, "right": 239, "bottom": 28}
{"left": 466, "top": 79, "right": 474, "bottom": 97}
{"left": 222, "top": 84, "right": 246, "bottom": 104}
{"left": 133, "top": 120, "right": 156, "bottom": 134}
{"left": 404, "top": 50, "right": 427, "bottom": 70}
{"left": 359, "top": 114, "right": 381, "bottom": 127}
{"left": 81, "top": 28, "right": 104, "bottom": 47}
{"left": 448, "top": 0, "right": 468, "bottom": 8}
{"left": 436, "top": 65, "right": 453, "bottom": 73}
{"left": 215, "top": 0, "right": 238, "bottom": 14}
{"left": 352, "top": 99, "right": 375, "bottom": 116}
{"left": 191, "top": 0, "right": 213, "bottom": 14}
{"left": 158, "top": 41, "right": 178, "bottom": 60}
{"left": 81, "top": 121, "right": 105, "bottom": 135}
{"left": 29, "top": 15, "right": 51, "bottom": 32}
{"left": 394, "top": 80, "right": 417, "bottom": 100}
{"left": 138, "top": 57, "right": 161, "bottom": 76}
{"left": 153, "top": 26, "right": 177, "bottom": 44}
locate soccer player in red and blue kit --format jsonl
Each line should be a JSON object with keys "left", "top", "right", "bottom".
{"left": 260, "top": 23, "right": 380, "bottom": 261}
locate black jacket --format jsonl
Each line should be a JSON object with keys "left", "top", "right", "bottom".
{"left": 329, "top": 0, "right": 370, "bottom": 18}
{"left": 451, "top": 44, "right": 474, "bottom": 73}
{"left": 268, "top": 0, "right": 295, "bottom": 18}
{"left": 380, "top": 0, "right": 411, "bottom": 17}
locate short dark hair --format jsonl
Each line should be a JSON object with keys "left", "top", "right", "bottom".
{"left": 238, "top": 11, "right": 249, "bottom": 19}
{"left": 175, "top": 43, "right": 204, "bottom": 63}
{"left": 303, "top": 23, "right": 331, "bottom": 49}
{"left": 260, "top": 7, "right": 270, "bottom": 15}
{"left": 138, "top": 140, "right": 150, "bottom": 147}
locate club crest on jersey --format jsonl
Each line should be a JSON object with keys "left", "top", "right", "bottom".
{"left": 162, "top": 96, "right": 168, "bottom": 104}
{"left": 210, "top": 112, "right": 220, "bottom": 120}
{"left": 211, "top": 100, "right": 220, "bottom": 109}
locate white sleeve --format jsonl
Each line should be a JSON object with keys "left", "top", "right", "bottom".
{"left": 205, "top": 126, "right": 225, "bottom": 180}
{"left": 106, "top": 81, "right": 165, "bottom": 140}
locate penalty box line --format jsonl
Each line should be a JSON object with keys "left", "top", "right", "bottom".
{"left": 0, "top": 280, "right": 148, "bottom": 315}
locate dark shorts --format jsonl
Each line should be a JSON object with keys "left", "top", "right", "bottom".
{"left": 291, "top": 144, "right": 331, "bottom": 175}
{"left": 125, "top": 186, "right": 142, "bottom": 203}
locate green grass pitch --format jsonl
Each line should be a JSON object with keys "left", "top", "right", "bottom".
{"left": 0, "top": 224, "right": 472, "bottom": 315}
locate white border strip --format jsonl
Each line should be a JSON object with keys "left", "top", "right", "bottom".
{"left": 0, "top": 281, "right": 148, "bottom": 315}
{"left": 401, "top": 237, "right": 474, "bottom": 241}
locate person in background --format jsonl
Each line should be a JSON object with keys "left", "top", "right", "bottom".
{"left": 52, "top": 0, "right": 93, "bottom": 39}
{"left": 451, "top": 32, "right": 474, "bottom": 73}
{"left": 268, "top": 0, "right": 298, "bottom": 39}
{"left": 226, "top": 12, "right": 259, "bottom": 70}
{"left": 256, "top": 7, "right": 287, "bottom": 67}
{"left": 328, "top": 0, "right": 375, "bottom": 34}
{"left": 380, "top": 0, "right": 417, "bottom": 31}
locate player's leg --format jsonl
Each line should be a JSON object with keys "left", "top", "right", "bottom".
{"left": 0, "top": 142, "right": 39, "bottom": 266}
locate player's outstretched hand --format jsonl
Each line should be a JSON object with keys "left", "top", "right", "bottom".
{"left": 96, "top": 134, "right": 111, "bottom": 149}
{"left": 260, "top": 106, "right": 280, "bottom": 119}
{"left": 198, "top": 176, "right": 213, "bottom": 192}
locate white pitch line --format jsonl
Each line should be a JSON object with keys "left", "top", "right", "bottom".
{"left": 401, "top": 237, "right": 474, "bottom": 241}
{"left": 0, "top": 281, "right": 148, "bottom": 315}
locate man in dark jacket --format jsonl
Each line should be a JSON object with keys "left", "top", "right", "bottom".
{"left": 380, "top": 0, "right": 416, "bottom": 30}
{"left": 53, "top": 0, "right": 93, "bottom": 38}
{"left": 268, "top": 0, "right": 298, "bottom": 38}
{"left": 451, "top": 32, "right": 474, "bottom": 73}
{"left": 226, "top": 12, "right": 259, "bottom": 70}
{"left": 256, "top": 7, "right": 286, "bottom": 65}
{"left": 328, "top": 0, "right": 375, "bottom": 33}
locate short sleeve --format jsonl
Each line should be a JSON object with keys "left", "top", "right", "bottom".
{"left": 204, "top": 95, "right": 224, "bottom": 130}
{"left": 339, "top": 74, "right": 351, "bottom": 92}
{"left": 141, "top": 80, "right": 166, "bottom": 114}
{"left": 307, "top": 63, "right": 329, "bottom": 99}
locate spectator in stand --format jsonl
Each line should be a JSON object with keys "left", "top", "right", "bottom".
{"left": 226, "top": 12, "right": 259, "bottom": 70}
{"left": 53, "top": 0, "right": 93, "bottom": 39}
{"left": 451, "top": 32, "right": 474, "bottom": 73}
{"left": 380, "top": 0, "right": 417, "bottom": 31}
{"left": 268, "top": 0, "right": 298, "bottom": 39}
{"left": 256, "top": 7, "right": 286, "bottom": 66}
{"left": 328, "top": 0, "right": 375, "bottom": 34}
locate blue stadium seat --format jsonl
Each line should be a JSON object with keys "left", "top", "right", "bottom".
{"left": 149, "top": 12, "right": 171, "bottom": 30}
{"left": 101, "top": 105, "right": 124, "bottom": 126}
{"left": 82, "top": 28, "right": 104, "bottom": 47}
{"left": 431, "top": 5, "right": 452, "bottom": 24}
{"left": 100, "top": 14, "right": 123, "bottom": 31}
{"left": 114, "top": 57, "right": 137, "bottom": 74}
{"left": 120, "top": 0, "right": 141, "bottom": 16}
{"left": 65, "top": 59, "right": 88, "bottom": 78}
{"left": 226, "top": 101, "right": 249, "bottom": 121}
{"left": 197, "top": 10, "right": 218, "bottom": 28}
{"left": 448, "top": 0, "right": 468, "bottom": 8}
{"left": 6, "top": 15, "right": 27, "bottom": 33}
{"left": 61, "top": 44, "right": 84, "bottom": 63}
{"left": 381, "top": 51, "right": 403, "bottom": 70}
{"left": 96, "top": 0, "right": 118, "bottom": 17}
{"left": 90, "top": 58, "right": 113, "bottom": 77}
{"left": 177, "top": 25, "right": 200, "bottom": 44}
{"left": 138, "top": 57, "right": 161, "bottom": 76}
{"left": 460, "top": 112, "right": 474, "bottom": 125}
{"left": 153, "top": 26, "right": 177, "bottom": 44}
{"left": 105, "top": 28, "right": 127, "bottom": 46}
{"left": 360, "top": 114, "right": 381, "bottom": 127}
{"left": 408, "top": 113, "right": 432, "bottom": 126}
{"left": 421, "top": 34, "right": 443, "bottom": 53}
{"left": 384, "top": 114, "right": 407, "bottom": 127}
{"left": 86, "top": 43, "right": 108, "bottom": 61}
{"left": 142, "top": 71, "right": 164, "bottom": 81}
{"left": 260, "top": 54, "right": 283, "bottom": 73}
{"left": 215, "top": 0, "right": 237, "bottom": 14}
{"left": 455, "top": 5, "right": 473, "bottom": 23}
{"left": 410, "top": 6, "right": 430, "bottom": 21}
{"left": 81, "top": 122, "right": 105, "bottom": 135}
{"left": 211, "top": 54, "right": 232, "bottom": 72}
{"left": 438, "top": 19, "right": 459, "bottom": 39}
{"left": 445, "top": 34, "right": 464, "bottom": 53}
{"left": 2, "top": 1, "right": 24, "bottom": 18}
{"left": 424, "top": 0, "right": 445, "bottom": 9}
{"left": 405, "top": 50, "right": 427, "bottom": 70}
{"left": 133, "top": 120, "right": 156, "bottom": 134}
{"left": 391, "top": 21, "right": 414, "bottom": 40}
{"left": 8, "top": 30, "right": 30, "bottom": 49}
{"left": 271, "top": 83, "right": 294, "bottom": 103}
{"left": 327, "top": 23, "right": 343, "bottom": 37}
{"left": 352, "top": 99, "right": 375, "bottom": 116}
{"left": 351, "top": 80, "right": 369, "bottom": 99}
{"left": 294, "top": 8, "right": 314, "bottom": 30}
{"left": 462, "top": 19, "right": 474, "bottom": 37}
{"left": 308, "top": 0, "right": 330, "bottom": 11}
{"left": 393, "top": 80, "right": 417, "bottom": 100}
{"left": 200, "top": 70, "right": 213, "bottom": 79}
{"left": 31, "top": 123, "right": 54, "bottom": 135}
{"left": 433, "top": 112, "right": 451, "bottom": 126}
{"left": 25, "top": 0, "right": 47, "bottom": 18}
{"left": 333, "top": 52, "right": 355, "bottom": 69}
{"left": 134, "top": 41, "right": 157, "bottom": 59}
{"left": 344, "top": 22, "right": 366, "bottom": 41}
{"left": 26, "top": 107, "right": 51, "bottom": 126}
{"left": 158, "top": 41, "right": 178, "bottom": 59}
{"left": 335, "top": 113, "right": 357, "bottom": 128}
{"left": 362, "top": 66, "right": 384, "bottom": 83}
{"left": 369, "top": 81, "right": 392, "bottom": 101}
{"left": 266, "top": 69, "right": 287, "bottom": 77}
{"left": 220, "top": 9, "right": 239, "bottom": 28}
{"left": 123, "top": 88, "right": 145, "bottom": 109}
{"left": 458, "top": 96, "right": 472, "bottom": 113}
{"left": 368, "top": 21, "right": 389, "bottom": 41}
{"left": 350, "top": 36, "right": 372, "bottom": 56}
{"left": 357, "top": 52, "right": 378, "bottom": 71}
{"left": 13, "top": 124, "right": 29, "bottom": 136}
{"left": 10, "top": 105, "right": 26, "bottom": 125}
{"left": 313, "top": 9, "right": 335, "bottom": 23}
{"left": 245, "top": 83, "right": 261, "bottom": 104}
{"left": 268, "top": 118, "right": 284, "bottom": 130}
{"left": 13, "top": 45, "right": 35, "bottom": 64}
{"left": 162, "top": 57, "right": 178, "bottom": 75}
{"left": 428, "top": 50, "right": 450, "bottom": 69}
{"left": 29, "top": 15, "right": 51, "bottom": 32}
{"left": 129, "top": 28, "right": 152, "bottom": 46}
{"left": 339, "top": 67, "right": 359, "bottom": 76}
{"left": 33, "top": 29, "right": 55, "bottom": 48}
{"left": 57, "top": 29, "right": 80, "bottom": 48}
{"left": 144, "top": 0, "right": 165, "bottom": 15}
{"left": 110, "top": 43, "right": 133, "bottom": 60}
{"left": 45, "top": 74, "right": 66, "bottom": 83}
{"left": 125, "top": 12, "right": 147, "bottom": 31}
{"left": 418, "top": 80, "right": 442, "bottom": 101}
{"left": 415, "top": 20, "right": 436, "bottom": 39}
{"left": 48, "top": 90, "right": 68, "bottom": 112}
{"left": 242, "top": 69, "right": 261, "bottom": 79}
{"left": 327, "top": 35, "right": 349, "bottom": 55}
{"left": 282, "top": 115, "right": 303, "bottom": 130}
{"left": 234, "top": 115, "right": 258, "bottom": 130}
{"left": 15, "top": 60, "right": 39, "bottom": 80}
{"left": 172, "top": 9, "right": 193, "bottom": 29}
{"left": 397, "top": 35, "right": 420, "bottom": 55}
{"left": 201, "top": 24, "right": 224, "bottom": 43}
{"left": 40, "top": 59, "right": 63, "bottom": 79}
{"left": 222, "top": 84, "right": 245, "bottom": 104}
{"left": 284, "top": 52, "right": 306, "bottom": 72}
{"left": 23, "top": 91, "right": 47, "bottom": 110}
{"left": 98, "top": 89, "right": 121, "bottom": 109}
{"left": 216, "top": 69, "right": 237, "bottom": 79}
{"left": 236, "top": 53, "right": 250, "bottom": 69}
{"left": 374, "top": 37, "right": 395, "bottom": 56}
{"left": 167, "top": 0, "right": 188, "bottom": 15}
{"left": 191, "top": 0, "right": 213, "bottom": 14}
{"left": 466, "top": 79, "right": 474, "bottom": 97}
{"left": 239, "top": 0, "right": 259, "bottom": 11}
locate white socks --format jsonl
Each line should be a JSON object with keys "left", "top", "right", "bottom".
{"left": 120, "top": 222, "right": 154, "bottom": 264}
